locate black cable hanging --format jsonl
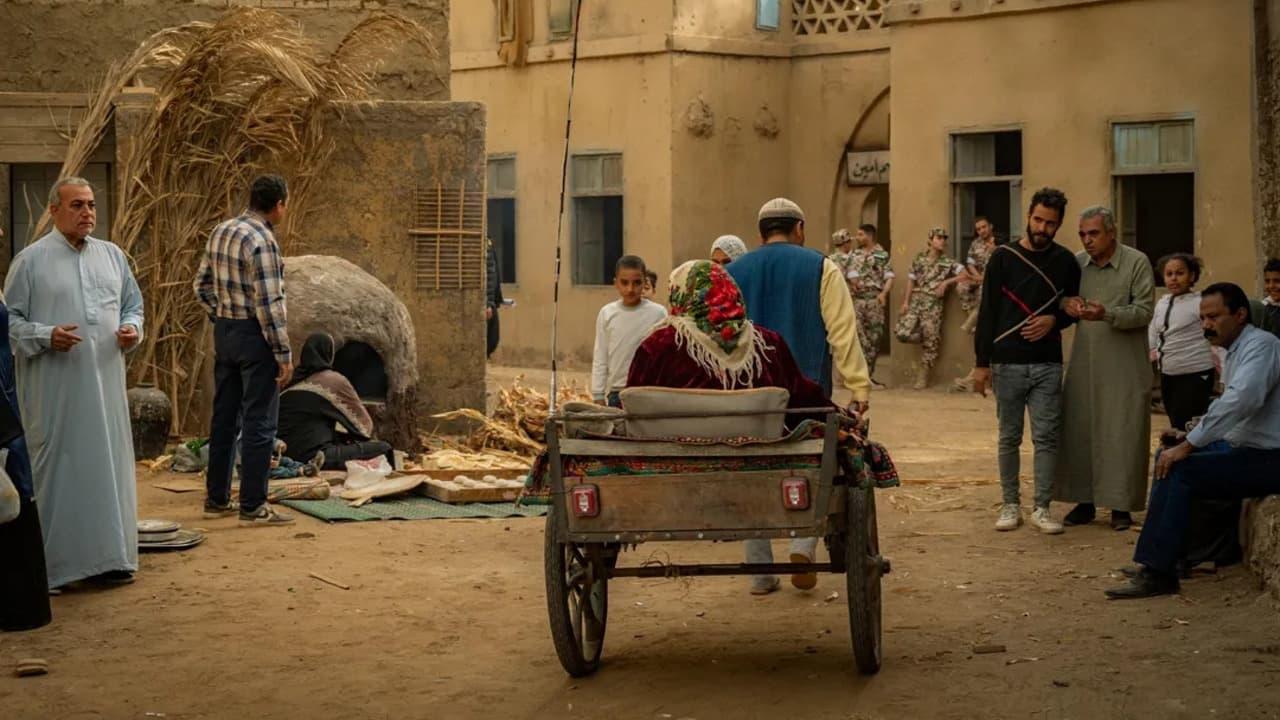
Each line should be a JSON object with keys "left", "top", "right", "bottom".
{"left": 549, "top": 0, "right": 586, "bottom": 411}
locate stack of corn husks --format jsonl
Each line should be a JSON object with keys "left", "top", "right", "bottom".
{"left": 429, "top": 376, "right": 592, "bottom": 461}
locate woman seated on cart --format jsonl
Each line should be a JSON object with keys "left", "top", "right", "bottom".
{"left": 626, "top": 259, "right": 850, "bottom": 595}
{"left": 626, "top": 259, "right": 836, "bottom": 423}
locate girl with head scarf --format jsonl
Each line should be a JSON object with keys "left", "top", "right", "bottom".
{"left": 277, "top": 333, "right": 392, "bottom": 470}
{"left": 710, "top": 235, "right": 748, "bottom": 266}
{"left": 626, "top": 260, "right": 831, "bottom": 420}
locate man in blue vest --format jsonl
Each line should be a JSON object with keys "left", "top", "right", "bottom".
{"left": 728, "top": 197, "right": 871, "bottom": 595}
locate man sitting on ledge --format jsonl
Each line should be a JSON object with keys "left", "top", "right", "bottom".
{"left": 1106, "top": 282, "right": 1280, "bottom": 599}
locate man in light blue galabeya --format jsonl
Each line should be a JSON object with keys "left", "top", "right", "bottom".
{"left": 5, "top": 177, "right": 145, "bottom": 590}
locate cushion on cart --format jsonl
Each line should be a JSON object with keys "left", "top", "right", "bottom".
{"left": 618, "top": 386, "right": 789, "bottom": 440}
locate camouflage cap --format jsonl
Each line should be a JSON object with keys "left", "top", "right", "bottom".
{"left": 832, "top": 228, "right": 852, "bottom": 246}
{"left": 928, "top": 226, "right": 949, "bottom": 239}
{"left": 758, "top": 197, "right": 805, "bottom": 222}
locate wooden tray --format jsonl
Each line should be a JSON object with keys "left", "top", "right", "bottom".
{"left": 416, "top": 476, "right": 526, "bottom": 503}
{"left": 400, "top": 467, "right": 526, "bottom": 480}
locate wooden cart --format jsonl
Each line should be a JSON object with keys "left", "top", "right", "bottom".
{"left": 542, "top": 410, "right": 889, "bottom": 677}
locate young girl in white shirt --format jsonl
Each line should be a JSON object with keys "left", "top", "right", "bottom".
{"left": 1149, "top": 254, "right": 1216, "bottom": 431}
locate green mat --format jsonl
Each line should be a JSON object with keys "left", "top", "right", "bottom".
{"left": 280, "top": 495, "right": 548, "bottom": 523}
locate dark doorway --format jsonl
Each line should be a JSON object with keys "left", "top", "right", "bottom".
{"left": 332, "top": 341, "right": 388, "bottom": 401}
{"left": 955, "top": 181, "right": 1014, "bottom": 252}
{"left": 1118, "top": 173, "right": 1194, "bottom": 286}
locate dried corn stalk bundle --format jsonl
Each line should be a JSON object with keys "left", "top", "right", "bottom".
{"left": 429, "top": 376, "right": 592, "bottom": 461}
{"left": 494, "top": 375, "right": 592, "bottom": 443}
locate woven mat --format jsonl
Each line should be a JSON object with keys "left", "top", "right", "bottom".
{"left": 280, "top": 495, "right": 548, "bottom": 523}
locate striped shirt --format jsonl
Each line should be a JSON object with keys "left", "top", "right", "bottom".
{"left": 193, "top": 212, "right": 291, "bottom": 364}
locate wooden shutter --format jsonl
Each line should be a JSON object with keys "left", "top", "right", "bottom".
{"left": 411, "top": 182, "right": 485, "bottom": 291}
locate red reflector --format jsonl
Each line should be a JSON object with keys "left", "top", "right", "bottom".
{"left": 781, "top": 477, "right": 810, "bottom": 510}
{"left": 571, "top": 484, "right": 600, "bottom": 518}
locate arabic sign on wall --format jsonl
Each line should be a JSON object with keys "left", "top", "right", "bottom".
{"left": 846, "top": 150, "right": 889, "bottom": 185}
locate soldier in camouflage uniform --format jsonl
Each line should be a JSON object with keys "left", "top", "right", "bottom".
{"left": 829, "top": 229, "right": 855, "bottom": 279}
{"left": 895, "top": 227, "right": 965, "bottom": 389}
{"left": 957, "top": 216, "right": 999, "bottom": 332}
{"left": 843, "top": 224, "right": 894, "bottom": 378}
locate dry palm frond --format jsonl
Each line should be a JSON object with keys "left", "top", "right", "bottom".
{"left": 31, "top": 23, "right": 204, "bottom": 241}
{"left": 42, "top": 8, "right": 438, "bottom": 433}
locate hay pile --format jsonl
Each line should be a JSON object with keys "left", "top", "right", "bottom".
{"left": 40, "top": 8, "right": 438, "bottom": 433}
{"left": 430, "top": 376, "right": 592, "bottom": 462}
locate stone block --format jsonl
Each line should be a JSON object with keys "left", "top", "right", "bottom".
{"left": 1243, "top": 496, "right": 1280, "bottom": 601}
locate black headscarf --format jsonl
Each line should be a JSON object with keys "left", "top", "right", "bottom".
{"left": 289, "top": 333, "right": 335, "bottom": 387}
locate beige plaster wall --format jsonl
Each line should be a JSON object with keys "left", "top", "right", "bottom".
{"left": 786, "top": 51, "right": 890, "bottom": 245}
{"left": 451, "top": 0, "right": 671, "bottom": 55}
{"left": 669, "top": 53, "right": 791, "bottom": 269}
{"left": 0, "top": 0, "right": 450, "bottom": 99}
{"left": 307, "top": 101, "right": 488, "bottom": 414}
{"left": 673, "top": 0, "right": 791, "bottom": 43}
{"left": 889, "top": 0, "right": 1255, "bottom": 383}
{"left": 451, "top": 53, "right": 673, "bottom": 368}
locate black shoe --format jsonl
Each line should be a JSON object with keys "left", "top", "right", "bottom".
{"left": 1104, "top": 567, "right": 1178, "bottom": 600}
{"left": 90, "top": 570, "right": 135, "bottom": 586}
{"left": 1063, "top": 503, "right": 1096, "bottom": 526}
{"left": 203, "top": 499, "right": 240, "bottom": 519}
{"left": 1122, "top": 562, "right": 1192, "bottom": 580}
{"left": 1117, "top": 565, "right": 1140, "bottom": 579}
{"left": 1110, "top": 511, "right": 1133, "bottom": 531}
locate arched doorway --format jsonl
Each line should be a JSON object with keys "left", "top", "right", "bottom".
{"left": 829, "top": 87, "right": 891, "bottom": 357}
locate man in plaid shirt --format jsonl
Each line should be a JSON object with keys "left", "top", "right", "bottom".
{"left": 193, "top": 174, "right": 295, "bottom": 527}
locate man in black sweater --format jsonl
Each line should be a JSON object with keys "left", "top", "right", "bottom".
{"left": 972, "top": 188, "right": 1082, "bottom": 535}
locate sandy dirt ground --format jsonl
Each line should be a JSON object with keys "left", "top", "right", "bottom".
{"left": 3, "top": 367, "right": 1279, "bottom": 720}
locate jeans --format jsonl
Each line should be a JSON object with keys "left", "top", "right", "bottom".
{"left": 1135, "top": 442, "right": 1280, "bottom": 573}
{"left": 991, "top": 363, "right": 1063, "bottom": 509}
{"left": 206, "top": 319, "right": 281, "bottom": 513}
{"left": 606, "top": 392, "right": 622, "bottom": 409}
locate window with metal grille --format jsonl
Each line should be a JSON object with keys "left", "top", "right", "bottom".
{"left": 486, "top": 156, "right": 517, "bottom": 284}
{"left": 549, "top": 0, "right": 576, "bottom": 38}
{"left": 411, "top": 183, "right": 485, "bottom": 291}
{"left": 571, "top": 153, "right": 624, "bottom": 286}
{"left": 1112, "top": 119, "right": 1196, "bottom": 282}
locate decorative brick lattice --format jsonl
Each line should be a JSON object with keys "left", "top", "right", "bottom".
{"left": 792, "top": 0, "right": 890, "bottom": 35}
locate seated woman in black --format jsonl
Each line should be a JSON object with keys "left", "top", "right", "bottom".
{"left": 278, "top": 333, "right": 392, "bottom": 470}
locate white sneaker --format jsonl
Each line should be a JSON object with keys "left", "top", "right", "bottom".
{"left": 995, "top": 504, "right": 1021, "bottom": 531}
{"left": 1031, "top": 506, "right": 1064, "bottom": 535}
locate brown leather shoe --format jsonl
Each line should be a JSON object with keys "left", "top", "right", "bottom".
{"left": 790, "top": 552, "right": 818, "bottom": 590}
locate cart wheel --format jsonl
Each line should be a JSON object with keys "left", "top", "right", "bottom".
{"left": 545, "top": 510, "right": 609, "bottom": 677}
{"left": 845, "top": 483, "right": 883, "bottom": 675}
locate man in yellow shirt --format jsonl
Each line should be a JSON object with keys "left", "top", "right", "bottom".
{"left": 727, "top": 197, "right": 871, "bottom": 595}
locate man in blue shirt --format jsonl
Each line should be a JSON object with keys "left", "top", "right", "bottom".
{"left": 1106, "top": 282, "right": 1280, "bottom": 599}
